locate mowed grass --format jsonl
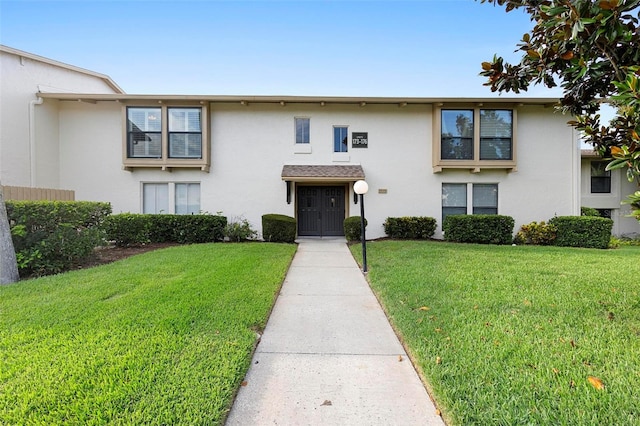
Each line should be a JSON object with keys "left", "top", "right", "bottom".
{"left": 0, "top": 243, "right": 296, "bottom": 425}
{"left": 351, "top": 241, "right": 640, "bottom": 425}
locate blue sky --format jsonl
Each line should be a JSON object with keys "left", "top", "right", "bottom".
{"left": 0, "top": 0, "right": 563, "bottom": 98}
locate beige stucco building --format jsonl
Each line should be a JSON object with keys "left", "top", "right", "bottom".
{"left": 2, "top": 45, "right": 637, "bottom": 239}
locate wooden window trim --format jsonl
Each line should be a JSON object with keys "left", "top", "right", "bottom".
{"left": 433, "top": 104, "right": 518, "bottom": 173}
{"left": 123, "top": 103, "right": 210, "bottom": 172}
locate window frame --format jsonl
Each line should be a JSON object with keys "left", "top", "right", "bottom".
{"left": 142, "top": 182, "right": 201, "bottom": 215}
{"left": 442, "top": 182, "right": 499, "bottom": 223}
{"left": 168, "top": 107, "right": 203, "bottom": 159}
{"left": 590, "top": 161, "right": 612, "bottom": 194}
{"left": 295, "top": 117, "right": 310, "bottom": 144}
{"left": 333, "top": 126, "right": 349, "bottom": 153}
{"left": 433, "top": 104, "right": 517, "bottom": 173}
{"left": 123, "top": 103, "right": 209, "bottom": 172}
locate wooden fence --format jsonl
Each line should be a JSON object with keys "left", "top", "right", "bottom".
{"left": 2, "top": 186, "right": 75, "bottom": 201}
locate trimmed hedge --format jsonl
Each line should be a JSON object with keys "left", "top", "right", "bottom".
{"left": 105, "top": 214, "right": 227, "bottom": 247}
{"left": 262, "top": 214, "right": 296, "bottom": 243}
{"left": 6, "top": 200, "right": 112, "bottom": 276}
{"left": 548, "top": 216, "right": 613, "bottom": 249}
{"left": 383, "top": 216, "right": 437, "bottom": 239}
{"left": 443, "top": 214, "right": 515, "bottom": 245}
{"left": 344, "top": 216, "right": 368, "bottom": 242}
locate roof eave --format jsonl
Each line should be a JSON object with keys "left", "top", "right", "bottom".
{"left": 36, "top": 92, "right": 561, "bottom": 107}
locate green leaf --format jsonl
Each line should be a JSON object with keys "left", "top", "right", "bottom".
{"left": 605, "top": 158, "right": 628, "bottom": 170}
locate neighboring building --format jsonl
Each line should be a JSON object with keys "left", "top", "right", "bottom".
{"left": 0, "top": 45, "right": 123, "bottom": 188}
{"left": 9, "top": 45, "right": 627, "bottom": 240}
{"left": 581, "top": 149, "right": 639, "bottom": 237}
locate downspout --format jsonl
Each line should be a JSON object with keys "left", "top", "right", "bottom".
{"left": 572, "top": 127, "right": 581, "bottom": 215}
{"left": 28, "top": 94, "right": 44, "bottom": 186}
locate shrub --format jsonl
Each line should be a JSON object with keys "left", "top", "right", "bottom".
{"left": 383, "top": 216, "right": 437, "bottom": 239}
{"left": 104, "top": 214, "right": 152, "bottom": 247}
{"left": 548, "top": 216, "right": 613, "bottom": 249}
{"left": 262, "top": 214, "right": 296, "bottom": 243}
{"left": 443, "top": 215, "right": 515, "bottom": 245}
{"left": 344, "top": 216, "right": 368, "bottom": 241}
{"left": 6, "top": 200, "right": 112, "bottom": 276}
{"left": 513, "top": 221, "right": 557, "bottom": 245}
{"left": 224, "top": 216, "right": 257, "bottom": 242}
{"left": 105, "top": 213, "right": 227, "bottom": 246}
{"left": 581, "top": 206, "right": 600, "bottom": 217}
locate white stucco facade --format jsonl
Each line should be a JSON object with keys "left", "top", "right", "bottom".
{"left": 46, "top": 95, "right": 581, "bottom": 239}
{"left": 4, "top": 45, "right": 637, "bottom": 240}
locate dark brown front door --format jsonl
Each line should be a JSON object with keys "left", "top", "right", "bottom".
{"left": 297, "top": 186, "right": 345, "bottom": 236}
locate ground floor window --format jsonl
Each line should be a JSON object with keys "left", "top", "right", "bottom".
{"left": 442, "top": 183, "right": 498, "bottom": 222}
{"left": 143, "top": 182, "right": 200, "bottom": 214}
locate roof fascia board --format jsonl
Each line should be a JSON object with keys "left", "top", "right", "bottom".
{"left": 37, "top": 92, "right": 561, "bottom": 107}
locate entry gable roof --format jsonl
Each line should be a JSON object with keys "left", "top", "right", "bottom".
{"left": 281, "top": 165, "right": 365, "bottom": 182}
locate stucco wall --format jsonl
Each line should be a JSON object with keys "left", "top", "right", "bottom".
{"left": 56, "top": 100, "right": 579, "bottom": 240}
{"left": 0, "top": 49, "right": 117, "bottom": 187}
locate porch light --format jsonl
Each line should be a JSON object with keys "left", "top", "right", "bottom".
{"left": 353, "top": 180, "right": 369, "bottom": 273}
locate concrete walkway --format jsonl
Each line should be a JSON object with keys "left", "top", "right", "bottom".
{"left": 226, "top": 238, "right": 445, "bottom": 425}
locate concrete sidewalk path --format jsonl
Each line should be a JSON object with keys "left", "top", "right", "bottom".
{"left": 226, "top": 238, "right": 445, "bottom": 425}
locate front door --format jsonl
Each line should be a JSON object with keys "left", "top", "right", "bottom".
{"left": 297, "top": 186, "right": 345, "bottom": 236}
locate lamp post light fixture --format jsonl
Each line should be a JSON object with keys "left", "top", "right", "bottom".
{"left": 353, "top": 180, "right": 369, "bottom": 273}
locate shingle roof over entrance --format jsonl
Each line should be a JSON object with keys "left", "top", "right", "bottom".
{"left": 281, "top": 165, "right": 365, "bottom": 181}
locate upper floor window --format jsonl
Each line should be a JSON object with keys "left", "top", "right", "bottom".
{"left": 334, "top": 126, "right": 348, "bottom": 153}
{"left": 434, "top": 105, "right": 516, "bottom": 172}
{"left": 124, "top": 104, "right": 209, "bottom": 172}
{"left": 480, "top": 110, "right": 512, "bottom": 160}
{"left": 168, "top": 108, "right": 202, "bottom": 158}
{"left": 127, "top": 107, "right": 162, "bottom": 158}
{"left": 295, "top": 118, "right": 310, "bottom": 144}
{"left": 441, "top": 110, "right": 473, "bottom": 160}
{"left": 590, "top": 161, "right": 611, "bottom": 193}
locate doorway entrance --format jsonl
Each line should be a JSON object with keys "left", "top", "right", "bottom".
{"left": 297, "top": 185, "right": 346, "bottom": 236}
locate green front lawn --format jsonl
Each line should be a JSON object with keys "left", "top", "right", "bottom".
{"left": 351, "top": 241, "right": 640, "bottom": 425}
{"left": 0, "top": 243, "right": 296, "bottom": 425}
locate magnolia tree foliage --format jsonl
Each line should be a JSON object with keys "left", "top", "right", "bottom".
{"left": 479, "top": 0, "right": 640, "bottom": 219}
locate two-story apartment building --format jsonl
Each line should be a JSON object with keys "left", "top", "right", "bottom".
{"left": 3, "top": 45, "right": 637, "bottom": 239}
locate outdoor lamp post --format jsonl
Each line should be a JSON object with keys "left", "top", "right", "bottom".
{"left": 353, "top": 180, "right": 369, "bottom": 273}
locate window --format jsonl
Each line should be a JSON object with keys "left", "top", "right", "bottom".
{"left": 295, "top": 118, "right": 310, "bottom": 144}
{"left": 434, "top": 106, "right": 517, "bottom": 172}
{"left": 591, "top": 161, "right": 611, "bottom": 193}
{"left": 597, "top": 209, "right": 612, "bottom": 219}
{"left": 442, "top": 183, "right": 467, "bottom": 222}
{"left": 143, "top": 182, "right": 200, "bottom": 214}
{"left": 473, "top": 184, "right": 498, "bottom": 214}
{"left": 480, "top": 110, "right": 512, "bottom": 160}
{"left": 127, "top": 108, "right": 162, "bottom": 158}
{"left": 168, "top": 108, "right": 202, "bottom": 158}
{"left": 124, "top": 104, "right": 209, "bottom": 171}
{"left": 334, "top": 126, "right": 348, "bottom": 153}
{"left": 442, "top": 183, "right": 498, "bottom": 222}
{"left": 175, "top": 183, "right": 200, "bottom": 214}
{"left": 441, "top": 110, "right": 473, "bottom": 160}
{"left": 143, "top": 183, "right": 169, "bottom": 214}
